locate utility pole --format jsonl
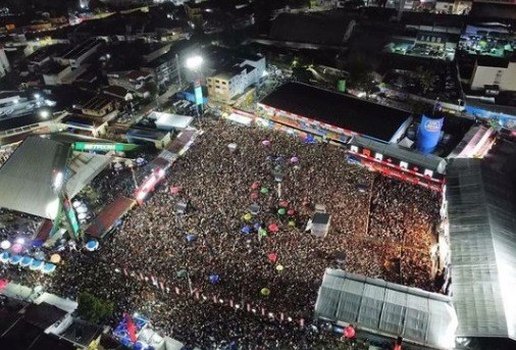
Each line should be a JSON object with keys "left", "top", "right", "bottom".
{"left": 176, "top": 53, "right": 182, "bottom": 87}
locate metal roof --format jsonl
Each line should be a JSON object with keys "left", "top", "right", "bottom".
{"left": 0, "top": 136, "right": 70, "bottom": 219}
{"left": 260, "top": 83, "right": 411, "bottom": 143}
{"left": 315, "top": 269, "right": 457, "bottom": 350}
{"left": 351, "top": 135, "right": 447, "bottom": 174}
{"left": 446, "top": 139, "right": 516, "bottom": 340}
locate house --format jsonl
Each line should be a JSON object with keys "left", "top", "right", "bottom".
{"left": 206, "top": 54, "right": 266, "bottom": 103}
{"left": 80, "top": 94, "right": 115, "bottom": 118}
{"left": 53, "top": 38, "right": 103, "bottom": 68}
{"left": 107, "top": 70, "right": 153, "bottom": 98}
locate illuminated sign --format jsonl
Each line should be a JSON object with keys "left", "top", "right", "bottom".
{"left": 194, "top": 80, "right": 203, "bottom": 106}
{"left": 74, "top": 142, "right": 137, "bottom": 152}
{"left": 63, "top": 199, "right": 80, "bottom": 238}
{"left": 424, "top": 119, "right": 443, "bottom": 132}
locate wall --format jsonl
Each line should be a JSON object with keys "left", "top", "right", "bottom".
{"left": 471, "top": 62, "right": 516, "bottom": 92}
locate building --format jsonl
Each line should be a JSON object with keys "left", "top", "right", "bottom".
{"left": 61, "top": 114, "right": 109, "bottom": 137}
{"left": 26, "top": 44, "right": 68, "bottom": 72}
{"left": 446, "top": 137, "right": 516, "bottom": 344}
{"left": 470, "top": 56, "right": 516, "bottom": 92}
{"left": 53, "top": 38, "right": 103, "bottom": 68}
{"left": 0, "top": 301, "right": 76, "bottom": 350}
{"left": 80, "top": 94, "right": 115, "bottom": 118}
{"left": 42, "top": 62, "right": 72, "bottom": 86}
{"left": 0, "top": 46, "right": 10, "bottom": 79}
{"left": 257, "top": 82, "right": 412, "bottom": 144}
{"left": 107, "top": 70, "right": 153, "bottom": 98}
{"left": 207, "top": 54, "right": 266, "bottom": 103}
{"left": 142, "top": 41, "right": 196, "bottom": 90}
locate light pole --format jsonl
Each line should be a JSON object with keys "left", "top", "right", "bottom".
{"left": 185, "top": 55, "right": 204, "bottom": 116}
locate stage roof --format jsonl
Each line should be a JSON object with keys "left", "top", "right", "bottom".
{"left": 315, "top": 269, "right": 457, "bottom": 350}
{"left": 260, "top": 83, "right": 411, "bottom": 142}
{"left": 446, "top": 138, "right": 516, "bottom": 340}
{"left": 0, "top": 136, "right": 70, "bottom": 219}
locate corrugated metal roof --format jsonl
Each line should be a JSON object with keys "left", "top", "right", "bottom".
{"left": 446, "top": 139, "right": 516, "bottom": 340}
{"left": 352, "top": 135, "right": 447, "bottom": 174}
{"left": 0, "top": 136, "right": 70, "bottom": 219}
{"left": 315, "top": 269, "right": 457, "bottom": 350}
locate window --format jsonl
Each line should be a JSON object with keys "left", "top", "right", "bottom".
{"left": 424, "top": 169, "right": 434, "bottom": 177}
{"left": 222, "top": 81, "right": 227, "bottom": 85}
{"left": 350, "top": 145, "right": 358, "bottom": 153}
{"left": 399, "top": 161, "right": 408, "bottom": 169}
{"left": 375, "top": 152, "right": 383, "bottom": 161}
{"left": 215, "top": 79, "right": 220, "bottom": 83}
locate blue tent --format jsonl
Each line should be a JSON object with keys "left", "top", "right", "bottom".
{"left": 209, "top": 274, "right": 220, "bottom": 285}
{"left": 85, "top": 240, "right": 99, "bottom": 251}
{"left": 30, "top": 259, "right": 44, "bottom": 271}
{"left": 42, "top": 263, "right": 56, "bottom": 274}
{"left": 0, "top": 252, "right": 10, "bottom": 263}
{"left": 31, "top": 239, "right": 44, "bottom": 248}
{"left": 186, "top": 234, "right": 197, "bottom": 242}
{"left": 304, "top": 134, "right": 316, "bottom": 144}
{"left": 241, "top": 226, "right": 251, "bottom": 235}
{"left": 9, "top": 255, "right": 22, "bottom": 265}
{"left": 20, "top": 256, "right": 33, "bottom": 267}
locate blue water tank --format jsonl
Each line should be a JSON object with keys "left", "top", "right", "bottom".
{"left": 416, "top": 114, "right": 443, "bottom": 154}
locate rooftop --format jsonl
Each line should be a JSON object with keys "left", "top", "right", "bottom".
{"left": 315, "top": 269, "right": 457, "bottom": 350}
{"left": 81, "top": 94, "right": 113, "bottom": 111}
{"left": 446, "top": 138, "right": 516, "bottom": 340}
{"left": 260, "top": 83, "right": 411, "bottom": 142}
{"left": 56, "top": 38, "right": 103, "bottom": 60}
{"left": 0, "top": 136, "right": 70, "bottom": 219}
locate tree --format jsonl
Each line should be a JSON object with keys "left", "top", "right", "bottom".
{"left": 416, "top": 66, "right": 435, "bottom": 94}
{"left": 348, "top": 57, "right": 376, "bottom": 98}
{"left": 77, "top": 292, "right": 114, "bottom": 324}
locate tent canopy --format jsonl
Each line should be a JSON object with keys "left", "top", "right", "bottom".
{"left": 446, "top": 138, "right": 516, "bottom": 341}
{"left": 315, "top": 269, "right": 457, "bottom": 350}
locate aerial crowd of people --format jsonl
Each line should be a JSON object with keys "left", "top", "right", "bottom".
{"left": 1, "top": 118, "right": 442, "bottom": 349}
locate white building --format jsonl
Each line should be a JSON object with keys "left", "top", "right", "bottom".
{"left": 207, "top": 54, "right": 266, "bottom": 103}
{"left": 470, "top": 56, "right": 516, "bottom": 92}
{"left": 0, "top": 47, "right": 10, "bottom": 79}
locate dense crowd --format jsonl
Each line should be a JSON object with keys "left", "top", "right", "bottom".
{"left": 1, "top": 119, "right": 441, "bottom": 349}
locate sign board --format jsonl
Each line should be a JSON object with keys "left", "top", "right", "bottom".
{"left": 194, "top": 79, "right": 203, "bottom": 106}
{"left": 73, "top": 142, "right": 137, "bottom": 152}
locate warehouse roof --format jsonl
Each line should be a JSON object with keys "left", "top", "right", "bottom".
{"left": 315, "top": 269, "right": 457, "bottom": 350}
{"left": 0, "top": 136, "right": 70, "bottom": 219}
{"left": 446, "top": 138, "right": 516, "bottom": 340}
{"left": 260, "top": 83, "right": 411, "bottom": 142}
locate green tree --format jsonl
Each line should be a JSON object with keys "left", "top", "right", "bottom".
{"left": 77, "top": 292, "right": 114, "bottom": 324}
{"left": 348, "top": 57, "right": 376, "bottom": 98}
{"left": 416, "top": 66, "right": 435, "bottom": 94}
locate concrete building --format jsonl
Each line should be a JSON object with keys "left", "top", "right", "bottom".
{"left": 470, "top": 56, "right": 516, "bottom": 92}
{"left": 0, "top": 47, "right": 10, "bottom": 79}
{"left": 107, "top": 70, "right": 153, "bottom": 98}
{"left": 80, "top": 94, "right": 115, "bottom": 118}
{"left": 207, "top": 54, "right": 266, "bottom": 103}
{"left": 42, "top": 63, "right": 73, "bottom": 86}
{"left": 54, "top": 38, "right": 103, "bottom": 68}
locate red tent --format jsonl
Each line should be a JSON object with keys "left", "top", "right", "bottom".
{"left": 343, "top": 325, "right": 356, "bottom": 339}
{"left": 268, "top": 223, "right": 279, "bottom": 233}
{"left": 267, "top": 252, "right": 278, "bottom": 263}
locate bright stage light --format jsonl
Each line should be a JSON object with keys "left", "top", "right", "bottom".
{"left": 185, "top": 56, "right": 203, "bottom": 70}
